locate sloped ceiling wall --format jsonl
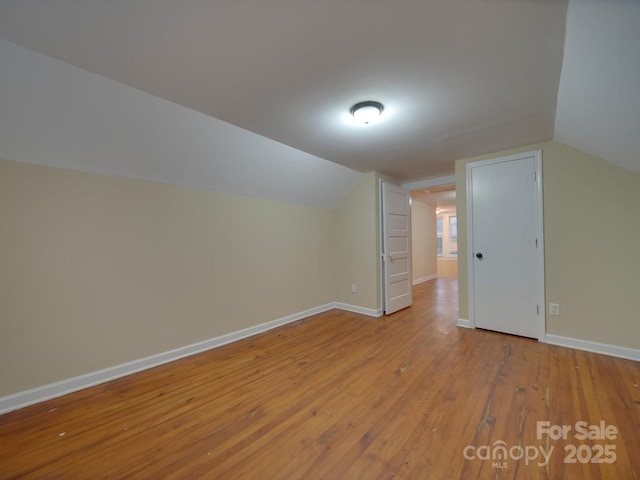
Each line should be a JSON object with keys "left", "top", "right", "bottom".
{"left": 554, "top": 0, "right": 640, "bottom": 174}
{"left": 0, "top": 0, "right": 637, "bottom": 202}
{"left": 0, "top": 0, "right": 568, "bottom": 181}
{"left": 0, "top": 39, "right": 361, "bottom": 208}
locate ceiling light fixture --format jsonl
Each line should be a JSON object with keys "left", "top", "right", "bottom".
{"left": 350, "top": 101, "right": 384, "bottom": 124}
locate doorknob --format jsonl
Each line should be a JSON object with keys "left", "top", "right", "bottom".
{"left": 388, "top": 255, "right": 394, "bottom": 261}
{"left": 475, "top": 252, "right": 484, "bottom": 260}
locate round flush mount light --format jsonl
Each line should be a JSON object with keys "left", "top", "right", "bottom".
{"left": 350, "top": 101, "right": 384, "bottom": 124}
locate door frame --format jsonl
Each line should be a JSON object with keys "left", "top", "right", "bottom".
{"left": 391, "top": 174, "right": 457, "bottom": 313}
{"left": 466, "top": 150, "right": 546, "bottom": 341}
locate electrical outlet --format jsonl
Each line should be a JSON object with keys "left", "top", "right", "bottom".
{"left": 549, "top": 303, "right": 560, "bottom": 316}
{"left": 351, "top": 284, "right": 357, "bottom": 293}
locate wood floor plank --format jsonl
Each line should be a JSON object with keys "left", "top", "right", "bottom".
{"left": 1, "top": 279, "right": 639, "bottom": 479}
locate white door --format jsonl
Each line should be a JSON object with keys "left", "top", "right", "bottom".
{"left": 467, "top": 151, "right": 545, "bottom": 339}
{"left": 382, "top": 182, "right": 412, "bottom": 315}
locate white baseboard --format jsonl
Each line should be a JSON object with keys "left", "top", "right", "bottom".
{"left": 412, "top": 274, "right": 437, "bottom": 286}
{"left": 0, "top": 303, "right": 336, "bottom": 415}
{"left": 13, "top": 304, "right": 572, "bottom": 414}
{"left": 456, "top": 318, "right": 472, "bottom": 328}
{"left": 454, "top": 325, "right": 639, "bottom": 361}
{"left": 335, "top": 302, "right": 383, "bottom": 318}
{"left": 545, "top": 334, "right": 640, "bottom": 362}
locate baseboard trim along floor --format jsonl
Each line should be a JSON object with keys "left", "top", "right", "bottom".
{"left": 5, "top": 308, "right": 637, "bottom": 415}
{"left": 456, "top": 318, "right": 472, "bottom": 328}
{"left": 545, "top": 334, "right": 640, "bottom": 362}
{"left": 412, "top": 274, "right": 438, "bottom": 286}
{"left": 0, "top": 302, "right": 380, "bottom": 414}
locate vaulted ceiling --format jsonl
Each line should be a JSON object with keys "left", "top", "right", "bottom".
{"left": 0, "top": 0, "right": 637, "bottom": 181}
{"left": 554, "top": 0, "right": 640, "bottom": 175}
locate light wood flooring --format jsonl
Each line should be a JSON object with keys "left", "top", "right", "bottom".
{"left": 1, "top": 279, "right": 639, "bottom": 479}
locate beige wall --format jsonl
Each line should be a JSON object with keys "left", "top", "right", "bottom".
{"left": 6, "top": 139, "right": 639, "bottom": 398}
{"left": 437, "top": 258, "right": 458, "bottom": 279}
{"left": 335, "top": 172, "right": 380, "bottom": 310}
{"left": 455, "top": 141, "right": 640, "bottom": 349}
{"left": 411, "top": 197, "right": 437, "bottom": 282}
{"left": 0, "top": 159, "right": 337, "bottom": 396}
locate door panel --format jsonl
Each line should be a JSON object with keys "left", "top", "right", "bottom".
{"left": 468, "top": 153, "right": 543, "bottom": 339}
{"left": 383, "top": 183, "right": 412, "bottom": 315}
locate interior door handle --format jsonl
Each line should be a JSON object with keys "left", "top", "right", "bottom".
{"left": 388, "top": 255, "right": 394, "bottom": 261}
{"left": 475, "top": 252, "right": 484, "bottom": 260}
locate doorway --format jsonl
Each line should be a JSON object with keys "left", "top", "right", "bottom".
{"left": 406, "top": 178, "right": 458, "bottom": 313}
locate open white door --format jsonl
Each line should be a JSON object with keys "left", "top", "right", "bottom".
{"left": 382, "top": 182, "right": 412, "bottom": 315}
{"left": 467, "top": 151, "right": 545, "bottom": 340}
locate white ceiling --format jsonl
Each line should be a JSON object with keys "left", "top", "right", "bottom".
{"left": 412, "top": 187, "right": 457, "bottom": 212}
{"left": 0, "top": 0, "right": 568, "bottom": 181}
{"left": 0, "top": 0, "right": 637, "bottom": 183}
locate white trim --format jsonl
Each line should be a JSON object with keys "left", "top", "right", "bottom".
{"left": 456, "top": 318, "right": 472, "bottom": 328}
{"left": 412, "top": 274, "right": 438, "bottom": 285}
{"left": 534, "top": 152, "right": 546, "bottom": 342}
{"left": 466, "top": 163, "right": 476, "bottom": 329}
{"left": 335, "top": 303, "right": 384, "bottom": 318}
{"left": 545, "top": 335, "right": 640, "bottom": 362}
{"left": 379, "top": 177, "right": 385, "bottom": 316}
{"left": 0, "top": 303, "right": 336, "bottom": 414}
{"left": 401, "top": 174, "right": 456, "bottom": 191}
{"left": 466, "top": 150, "right": 546, "bottom": 341}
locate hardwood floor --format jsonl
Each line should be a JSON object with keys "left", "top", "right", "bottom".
{"left": 1, "top": 279, "right": 639, "bottom": 479}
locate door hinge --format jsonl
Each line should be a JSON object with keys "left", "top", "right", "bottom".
{"left": 534, "top": 171, "right": 537, "bottom": 181}
{"left": 535, "top": 238, "right": 538, "bottom": 248}
{"left": 537, "top": 305, "right": 539, "bottom": 315}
